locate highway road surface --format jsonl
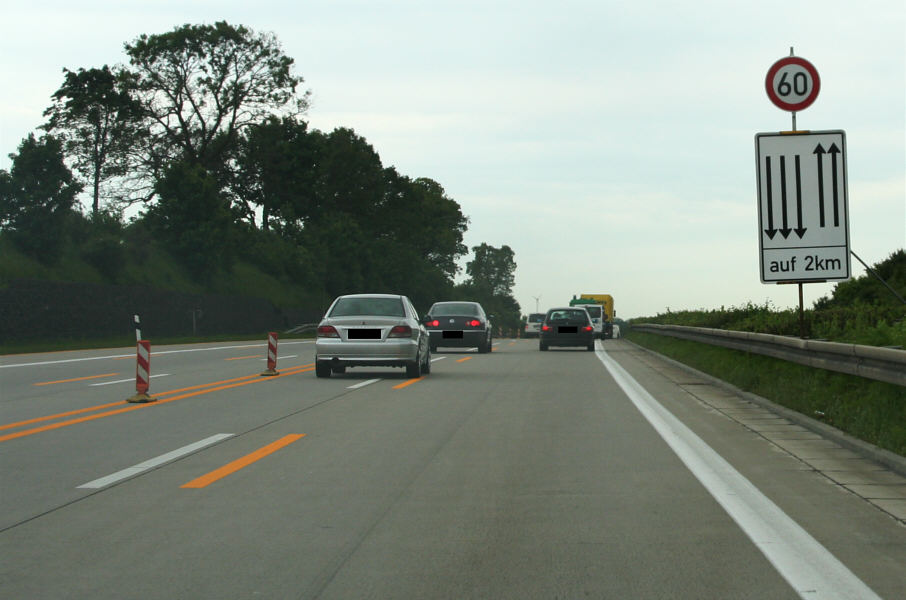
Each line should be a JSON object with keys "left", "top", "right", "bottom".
{"left": 1, "top": 338, "right": 905, "bottom": 599}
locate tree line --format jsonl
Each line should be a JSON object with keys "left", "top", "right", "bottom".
{"left": 0, "top": 22, "right": 522, "bottom": 333}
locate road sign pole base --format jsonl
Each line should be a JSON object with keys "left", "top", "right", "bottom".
{"left": 127, "top": 392, "right": 156, "bottom": 403}
{"left": 260, "top": 369, "right": 280, "bottom": 377}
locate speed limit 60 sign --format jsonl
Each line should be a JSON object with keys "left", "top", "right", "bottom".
{"left": 765, "top": 56, "right": 820, "bottom": 111}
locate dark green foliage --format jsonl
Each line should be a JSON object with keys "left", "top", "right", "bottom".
{"left": 632, "top": 249, "right": 906, "bottom": 346}
{"left": 454, "top": 244, "right": 522, "bottom": 335}
{"left": 0, "top": 134, "right": 82, "bottom": 263}
{"left": 143, "top": 161, "right": 236, "bottom": 279}
{"left": 234, "top": 116, "right": 317, "bottom": 231}
{"left": 626, "top": 331, "right": 906, "bottom": 457}
{"left": 1, "top": 22, "right": 515, "bottom": 345}
{"left": 814, "top": 250, "right": 906, "bottom": 309}
{"left": 71, "top": 209, "right": 127, "bottom": 279}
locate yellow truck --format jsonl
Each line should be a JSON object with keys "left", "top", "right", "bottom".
{"left": 572, "top": 294, "right": 614, "bottom": 338}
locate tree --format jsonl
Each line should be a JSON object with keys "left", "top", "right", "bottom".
{"left": 465, "top": 243, "right": 517, "bottom": 297}
{"left": 0, "top": 134, "right": 82, "bottom": 263}
{"left": 124, "top": 21, "right": 309, "bottom": 177}
{"left": 458, "top": 243, "right": 521, "bottom": 335}
{"left": 377, "top": 172, "right": 469, "bottom": 281}
{"left": 233, "top": 116, "right": 317, "bottom": 231}
{"left": 42, "top": 65, "right": 144, "bottom": 216}
{"left": 142, "top": 160, "right": 235, "bottom": 278}
{"left": 310, "top": 127, "right": 384, "bottom": 224}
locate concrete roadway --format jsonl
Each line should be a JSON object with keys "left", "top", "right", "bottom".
{"left": 0, "top": 338, "right": 904, "bottom": 599}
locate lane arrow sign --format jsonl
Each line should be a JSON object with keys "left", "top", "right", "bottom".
{"left": 793, "top": 155, "right": 806, "bottom": 238}
{"left": 814, "top": 144, "right": 826, "bottom": 227}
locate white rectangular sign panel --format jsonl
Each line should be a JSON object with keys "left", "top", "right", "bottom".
{"left": 755, "top": 130, "right": 851, "bottom": 283}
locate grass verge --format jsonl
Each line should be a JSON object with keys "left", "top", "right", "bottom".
{"left": 625, "top": 331, "right": 906, "bottom": 458}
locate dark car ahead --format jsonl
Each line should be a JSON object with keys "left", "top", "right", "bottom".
{"left": 539, "top": 307, "right": 596, "bottom": 351}
{"left": 424, "top": 301, "right": 493, "bottom": 353}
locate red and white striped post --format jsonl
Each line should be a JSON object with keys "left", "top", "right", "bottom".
{"left": 261, "top": 332, "right": 279, "bottom": 376}
{"left": 127, "top": 340, "right": 155, "bottom": 403}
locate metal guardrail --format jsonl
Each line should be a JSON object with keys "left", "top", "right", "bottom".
{"left": 285, "top": 323, "right": 319, "bottom": 335}
{"left": 630, "top": 324, "right": 906, "bottom": 387}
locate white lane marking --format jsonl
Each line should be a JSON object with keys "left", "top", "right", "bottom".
{"left": 78, "top": 434, "right": 234, "bottom": 489}
{"left": 595, "top": 345, "right": 880, "bottom": 600}
{"left": 89, "top": 374, "right": 170, "bottom": 387}
{"left": 1, "top": 341, "right": 314, "bottom": 369}
{"left": 263, "top": 355, "right": 297, "bottom": 360}
{"left": 430, "top": 356, "right": 447, "bottom": 363}
{"left": 347, "top": 379, "right": 381, "bottom": 389}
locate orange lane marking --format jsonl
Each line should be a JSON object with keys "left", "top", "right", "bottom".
{"left": 34, "top": 373, "right": 120, "bottom": 386}
{"left": 0, "top": 400, "right": 128, "bottom": 431}
{"left": 181, "top": 434, "right": 305, "bottom": 489}
{"left": 113, "top": 356, "right": 133, "bottom": 360}
{"left": 0, "top": 365, "right": 314, "bottom": 443}
{"left": 393, "top": 377, "right": 423, "bottom": 389}
{"left": 225, "top": 355, "right": 260, "bottom": 361}
{"left": 456, "top": 357, "right": 472, "bottom": 363}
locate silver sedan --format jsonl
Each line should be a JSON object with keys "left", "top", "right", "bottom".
{"left": 314, "top": 294, "right": 431, "bottom": 378}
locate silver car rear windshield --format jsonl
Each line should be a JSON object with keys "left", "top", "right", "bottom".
{"left": 330, "top": 297, "right": 405, "bottom": 317}
{"left": 431, "top": 303, "right": 479, "bottom": 316}
{"left": 528, "top": 313, "right": 545, "bottom": 323}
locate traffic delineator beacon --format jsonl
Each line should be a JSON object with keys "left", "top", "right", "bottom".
{"left": 127, "top": 340, "right": 156, "bottom": 403}
{"left": 261, "top": 332, "right": 279, "bottom": 376}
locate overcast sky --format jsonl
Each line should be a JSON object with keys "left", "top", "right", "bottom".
{"left": 2, "top": 1, "right": 904, "bottom": 319}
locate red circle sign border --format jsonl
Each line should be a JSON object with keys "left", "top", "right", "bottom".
{"left": 765, "top": 56, "right": 821, "bottom": 112}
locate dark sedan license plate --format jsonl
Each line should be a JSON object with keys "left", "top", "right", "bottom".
{"left": 558, "top": 326, "right": 578, "bottom": 334}
{"left": 348, "top": 329, "right": 381, "bottom": 340}
{"left": 443, "top": 330, "right": 464, "bottom": 339}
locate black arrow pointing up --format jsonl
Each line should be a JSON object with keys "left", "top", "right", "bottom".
{"left": 814, "top": 144, "right": 826, "bottom": 227}
{"left": 793, "top": 155, "right": 806, "bottom": 238}
{"left": 779, "top": 155, "right": 791, "bottom": 239}
{"left": 829, "top": 143, "right": 841, "bottom": 227}
{"left": 764, "top": 156, "right": 776, "bottom": 239}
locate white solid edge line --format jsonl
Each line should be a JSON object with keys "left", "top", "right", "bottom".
{"left": 595, "top": 344, "right": 880, "bottom": 600}
{"left": 347, "top": 378, "right": 381, "bottom": 389}
{"left": 77, "top": 433, "right": 234, "bottom": 489}
{"left": 430, "top": 356, "right": 447, "bottom": 362}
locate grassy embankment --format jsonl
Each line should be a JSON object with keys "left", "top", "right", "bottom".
{"left": 0, "top": 236, "right": 318, "bottom": 355}
{"left": 625, "top": 251, "right": 906, "bottom": 456}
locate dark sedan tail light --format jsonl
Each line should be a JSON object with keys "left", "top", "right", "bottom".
{"left": 467, "top": 320, "right": 482, "bottom": 327}
{"left": 541, "top": 324, "right": 551, "bottom": 331}
{"left": 317, "top": 325, "right": 339, "bottom": 338}
{"left": 388, "top": 325, "right": 412, "bottom": 338}
{"left": 427, "top": 320, "right": 440, "bottom": 327}
{"left": 583, "top": 325, "right": 593, "bottom": 332}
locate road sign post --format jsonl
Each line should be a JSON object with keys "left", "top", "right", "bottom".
{"left": 756, "top": 130, "right": 851, "bottom": 284}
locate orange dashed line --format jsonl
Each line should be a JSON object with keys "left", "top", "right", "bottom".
{"left": 34, "top": 373, "right": 120, "bottom": 386}
{"left": 393, "top": 377, "right": 423, "bottom": 389}
{"left": 456, "top": 357, "right": 472, "bottom": 363}
{"left": 181, "top": 434, "right": 305, "bottom": 488}
{"left": 0, "top": 400, "right": 128, "bottom": 431}
{"left": 225, "top": 355, "right": 260, "bottom": 361}
{"left": 0, "top": 365, "right": 314, "bottom": 443}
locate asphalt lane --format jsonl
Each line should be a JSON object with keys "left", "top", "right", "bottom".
{"left": 1, "top": 339, "right": 904, "bottom": 598}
